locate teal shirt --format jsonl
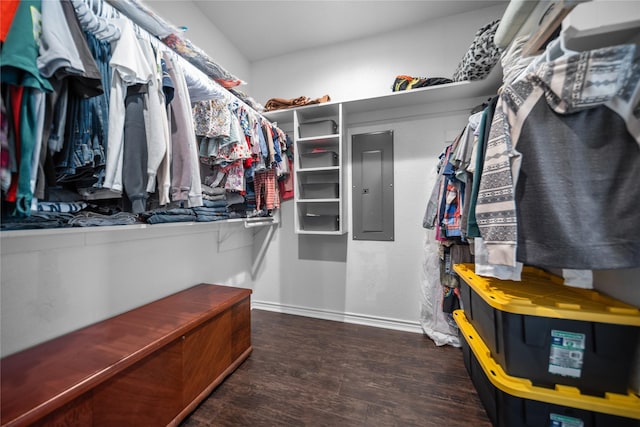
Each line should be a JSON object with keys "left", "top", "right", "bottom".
{"left": 466, "top": 108, "right": 488, "bottom": 238}
{"left": 1, "top": 0, "right": 52, "bottom": 216}
{"left": 1, "top": 0, "right": 52, "bottom": 92}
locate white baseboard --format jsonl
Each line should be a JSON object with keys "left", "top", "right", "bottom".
{"left": 251, "top": 300, "right": 423, "bottom": 334}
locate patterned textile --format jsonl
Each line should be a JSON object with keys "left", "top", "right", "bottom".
{"left": 37, "top": 201, "right": 87, "bottom": 213}
{"left": 264, "top": 95, "right": 330, "bottom": 112}
{"left": 500, "top": 35, "right": 536, "bottom": 86}
{"left": 392, "top": 76, "right": 453, "bottom": 91}
{"left": 215, "top": 115, "right": 252, "bottom": 163}
{"left": 476, "top": 42, "right": 640, "bottom": 270}
{"left": 69, "top": 211, "right": 139, "bottom": 227}
{"left": 105, "top": 0, "right": 242, "bottom": 87}
{"left": 224, "top": 162, "right": 244, "bottom": 192}
{"left": 162, "top": 33, "right": 242, "bottom": 88}
{"left": 466, "top": 97, "right": 497, "bottom": 239}
{"left": 475, "top": 97, "right": 520, "bottom": 267}
{"left": 532, "top": 44, "right": 636, "bottom": 113}
{"left": 530, "top": 42, "right": 640, "bottom": 144}
{"left": 442, "top": 180, "right": 463, "bottom": 238}
{"left": 254, "top": 169, "right": 280, "bottom": 210}
{"left": 193, "top": 98, "right": 230, "bottom": 138}
{"left": 423, "top": 147, "right": 452, "bottom": 229}
{"left": 452, "top": 19, "right": 501, "bottom": 82}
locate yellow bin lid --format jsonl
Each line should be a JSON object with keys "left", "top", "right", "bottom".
{"left": 453, "top": 310, "right": 640, "bottom": 419}
{"left": 453, "top": 263, "right": 640, "bottom": 326}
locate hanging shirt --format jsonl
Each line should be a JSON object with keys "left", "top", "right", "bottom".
{"left": 38, "top": 0, "right": 85, "bottom": 79}
{"left": 193, "top": 98, "right": 230, "bottom": 138}
{"left": 475, "top": 97, "right": 520, "bottom": 267}
{"left": 0, "top": 0, "right": 52, "bottom": 92}
{"left": 0, "top": 0, "right": 53, "bottom": 216}
{"left": 466, "top": 97, "right": 497, "bottom": 238}
{"left": 139, "top": 40, "right": 171, "bottom": 197}
{"left": 166, "top": 54, "right": 202, "bottom": 207}
{"left": 57, "top": 0, "right": 103, "bottom": 97}
{"left": 104, "top": 18, "right": 153, "bottom": 192}
{"left": 478, "top": 41, "right": 640, "bottom": 271}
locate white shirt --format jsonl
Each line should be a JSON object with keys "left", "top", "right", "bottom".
{"left": 103, "top": 19, "right": 153, "bottom": 192}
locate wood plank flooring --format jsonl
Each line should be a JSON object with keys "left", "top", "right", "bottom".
{"left": 180, "top": 309, "right": 491, "bottom": 427}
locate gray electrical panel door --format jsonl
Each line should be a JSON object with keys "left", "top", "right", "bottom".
{"left": 352, "top": 130, "right": 394, "bottom": 241}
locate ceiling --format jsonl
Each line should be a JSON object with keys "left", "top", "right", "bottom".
{"left": 190, "top": 1, "right": 506, "bottom": 62}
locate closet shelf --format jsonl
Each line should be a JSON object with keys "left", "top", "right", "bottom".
{"left": 0, "top": 217, "right": 278, "bottom": 239}
{"left": 297, "top": 135, "right": 339, "bottom": 143}
{"left": 263, "top": 66, "right": 503, "bottom": 125}
{"left": 296, "top": 166, "right": 340, "bottom": 173}
{"left": 297, "top": 199, "right": 340, "bottom": 203}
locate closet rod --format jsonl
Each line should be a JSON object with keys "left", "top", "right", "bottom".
{"left": 97, "top": 0, "right": 278, "bottom": 127}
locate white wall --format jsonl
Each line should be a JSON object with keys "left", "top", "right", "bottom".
{"left": 248, "top": 1, "right": 640, "bottom": 330}
{"left": 248, "top": 5, "right": 507, "bottom": 330}
{"left": 250, "top": 4, "right": 507, "bottom": 105}
{"left": 251, "top": 103, "right": 480, "bottom": 331}
{"left": 0, "top": 224, "right": 256, "bottom": 357}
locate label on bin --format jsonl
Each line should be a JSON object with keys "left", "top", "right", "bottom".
{"left": 549, "top": 413, "right": 584, "bottom": 427}
{"left": 548, "top": 330, "right": 585, "bottom": 378}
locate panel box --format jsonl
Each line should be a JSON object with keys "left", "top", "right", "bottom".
{"left": 453, "top": 263, "right": 640, "bottom": 396}
{"left": 453, "top": 310, "right": 640, "bottom": 427}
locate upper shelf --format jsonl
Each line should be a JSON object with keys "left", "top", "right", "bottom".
{"left": 263, "top": 66, "right": 503, "bottom": 125}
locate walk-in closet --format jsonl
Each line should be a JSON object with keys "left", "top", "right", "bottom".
{"left": 1, "top": 1, "right": 639, "bottom": 426}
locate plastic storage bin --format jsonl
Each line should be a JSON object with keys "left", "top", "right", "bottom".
{"left": 301, "top": 183, "right": 339, "bottom": 199}
{"left": 299, "top": 151, "right": 338, "bottom": 169}
{"left": 453, "top": 310, "right": 640, "bottom": 427}
{"left": 453, "top": 263, "right": 640, "bottom": 396}
{"left": 301, "top": 214, "right": 339, "bottom": 231}
{"left": 299, "top": 120, "right": 337, "bottom": 138}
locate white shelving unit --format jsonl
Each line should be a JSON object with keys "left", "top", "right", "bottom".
{"left": 293, "top": 103, "right": 347, "bottom": 235}
{"left": 264, "top": 68, "right": 503, "bottom": 236}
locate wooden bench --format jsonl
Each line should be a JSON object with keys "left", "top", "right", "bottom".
{"left": 1, "top": 284, "right": 252, "bottom": 427}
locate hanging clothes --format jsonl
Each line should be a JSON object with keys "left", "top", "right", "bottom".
{"left": 53, "top": 2, "right": 110, "bottom": 187}
{"left": 465, "top": 96, "right": 497, "bottom": 238}
{"left": 478, "top": 37, "right": 640, "bottom": 271}
{"left": 0, "top": 0, "right": 283, "bottom": 225}
{"left": 253, "top": 168, "right": 280, "bottom": 211}
{"left": 0, "top": 0, "right": 53, "bottom": 216}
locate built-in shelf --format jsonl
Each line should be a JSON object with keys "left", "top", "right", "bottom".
{"left": 297, "top": 135, "right": 340, "bottom": 143}
{"left": 292, "top": 103, "right": 346, "bottom": 235}
{"left": 297, "top": 166, "right": 340, "bottom": 173}
{"left": 263, "top": 66, "right": 503, "bottom": 125}
{"left": 265, "top": 68, "right": 503, "bottom": 237}
{"left": 0, "top": 216, "right": 278, "bottom": 239}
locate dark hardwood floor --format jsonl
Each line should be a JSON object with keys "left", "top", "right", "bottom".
{"left": 180, "top": 309, "right": 491, "bottom": 427}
